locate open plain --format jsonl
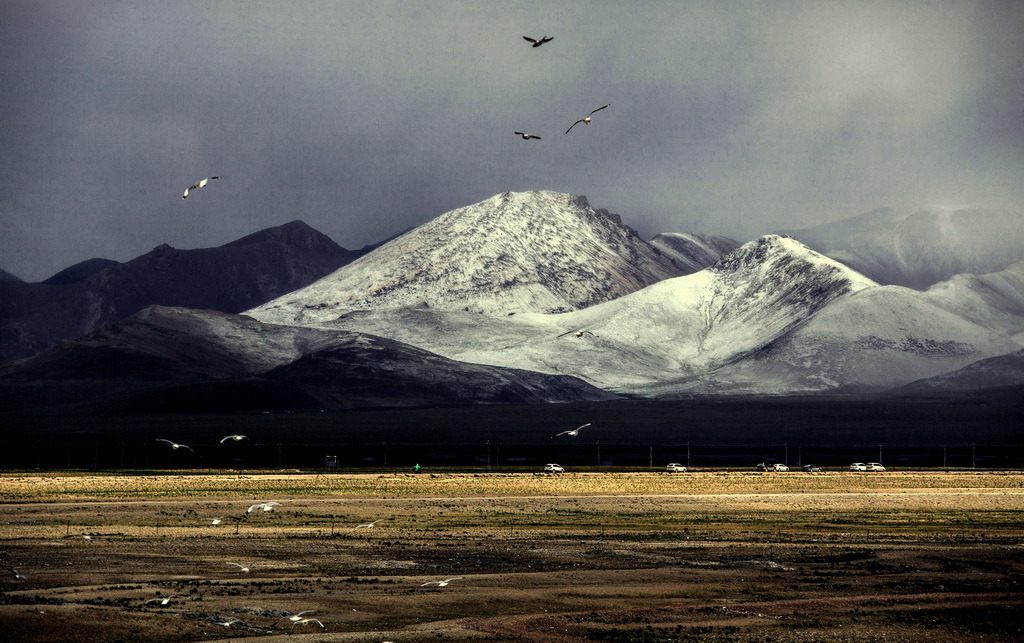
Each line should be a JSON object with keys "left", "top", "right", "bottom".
{"left": 1, "top": 470, "right": 1022, "bottom": 642}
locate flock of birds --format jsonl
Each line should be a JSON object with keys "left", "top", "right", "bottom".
{"left": 516, "top": 36, "right": 610, "bottom": 141}
{"left": 178, "top": 36, "right": 608, "bottom": 201}
{"left": 7, "top": 496, "right": 468, "bottom": 634}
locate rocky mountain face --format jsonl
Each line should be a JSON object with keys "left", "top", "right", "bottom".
{"left": 249, "top": 191, "right": 686, "bottom": 325}
{"left": 318, "top": 235, "right": 1022, "bottom": 396}
{"left": 649, "top": 233, "right": 740, "bottom": 274}
{"left": 783, "top": 207, "right": 1024, "bottom": 290}
{"left": 0, "top": 306, "right": 615, "bottom": 414}
{"left": 0, "top": 221, "right": 356, "bottom": 363}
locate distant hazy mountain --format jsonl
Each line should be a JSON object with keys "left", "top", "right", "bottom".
{"left": 250, "top": 191, "right": 685, "bottom": 325}
{"left": 42, "top": 258, "right": 120, "bottom": 285}
{"left": 0, "top": 306, "right": 616, "bottom": 414}
{"left": 0, "top": 220, "right": 355, "bottom": 362}
{"left": 783, "top": 207, "right": 1024, "bottom": 289}
{"left": 316, "top": 235, "right": 1021, "bottom": 396}
{"left": 888, "top": 348, "right": 1024, "bottom": 401}
{"left": 0, "top": 268, "right": 23, "bottom": 282}
{"left": 649, "top": 233, "right": 741, "bottom": 274}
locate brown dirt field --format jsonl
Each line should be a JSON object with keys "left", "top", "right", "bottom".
{"left": 1, "top": 471, "right": 1022, "bottom": 642}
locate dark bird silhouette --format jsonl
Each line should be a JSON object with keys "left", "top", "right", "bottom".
{"left": 514, "top": 131, "right": 541, "bottom": 140}
{"left": 523, "top": 36, "right": 553, "bottom": 48}
{"left": 565, "top": 105, "right": 610, "bottom": 134}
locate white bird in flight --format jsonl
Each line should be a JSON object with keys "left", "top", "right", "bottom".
{"left": 557, "top": 329, "right": 597, "bottom": 339}
{"left": 11, "top": 567, "right": 27, "bottom": 581}
{"left": 292, "top": 618, "right": 325, "bottom": 629}
{"left": 246, "top": 501, "right": 281, "bottom": 514}
{"left": 209, "top": 517, "right": 223, "bottom": 525}
{"left": 351, "top": 519, "right": 383, "bottom": 531}
{"left": 421, "top": 577, "right": 463, "bottom": 587}
{"left": 554, "top": 423, "right": 592, "bottom": 437}
{"left": 182, "top": 176, "right": 219, "bottom": 199}
{"left": 145, "top": 595, "right": 179, "bottom": 606}
{"left": 219, "top": 434, "right": 249, "bottom": 443}
{"left": 283, "top": 610, "right": 317, "bottom": 622}
{"left": 565, "top": 105, "right": 610, "bottom": 134}
{"left": 156, "top": 439, "right": 193, "bottom": 451}
{"left": 215, "top": 617, "right": 241, "bottom": 627}
{"left": 514, "top": 131, "right": 541, "bottom": 140}
{"left": 226, "top": 562, "right": 250, "bottom": 573}
{"left": 523, "top": 35, "right": 554, "bottom": 48}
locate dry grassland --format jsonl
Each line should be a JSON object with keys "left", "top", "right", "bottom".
{"left": 1, "top": 471, "right": 1022, "bottom": 642}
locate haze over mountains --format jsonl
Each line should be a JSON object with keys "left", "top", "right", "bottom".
{"left": 2, "top": 190, "right": 1023, "bottom": 410}
{"left": 783, "top": 207, "right": 1024, "bottom": 290}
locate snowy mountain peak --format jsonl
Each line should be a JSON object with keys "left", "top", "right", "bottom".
{"left": 249, "top": 190, "right": 685, "bottom": 325}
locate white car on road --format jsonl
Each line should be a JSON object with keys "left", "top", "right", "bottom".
{"left": 666, "top": 463, "right": 687, "bottom": 472}
{"left": 543, "top": 463, "right": 565, "bottom": 473}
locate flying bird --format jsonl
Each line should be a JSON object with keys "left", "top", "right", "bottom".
{"left": 219, "top": 434, "right": 249, "bottom": 443}
{"left": 292, "top": 618, "right": 325, "bottom": 629}
{"left": 182, "top": 176, "right": 219, "bottom": 199}
{"left": 351, "top": 519, "right": 383, "bottom": 531}
{"left": 557, "top": 329, "right": 597, "bottom": 338}
{"left": 514, "top": 131, "right": 541, "bottom": 140}
{"left": 246, "top": 501, "right": 281, "bottom": 514}
{"left": 209, "top": 517, "right": 223, "bottom": 525}
{"left": 421, "top": 577, "right": 462, "bottom": 587}
{"left": 145, "top": 595, "right": 179, "bottom": 606}
{"left": 215, "top": 618, "right": 241, "bottom": 627}
{"left": 226, "top": 562, "right": 250, "bottom": 573}
{"left": 156, "top": 439, "right": 193, "bottom": 451}
{"left": 523, "top": 36, "right": 554, "bottom": 47}
{"left": 282, "top": 610, "right": 317, "bottom": 622}
{"left": 554, "top": 423, "right": 592, "bottom": 437}
{"left": 565, "top": 105, "right": 610, "bottom": 134}
{"left": 11, "top": 567, "right": 27, "bottom": 581}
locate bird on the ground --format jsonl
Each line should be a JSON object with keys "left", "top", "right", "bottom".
{"left": 219, "top": 434, "right": 249, "bottom": 444}
{"left": 351, "top": 519, "right": 383, "bottom": 531}
{"left": 421, "top": 577, "right": 462, "bottom": 587}
{"left": 554, "top": 423, "right": 591, "bottom": 437}
{"left": 523, "top": 36, "right": 553, "bottom": 47}
{"left": 246, "top": 501, "right": 281, "bottom": 514}
{"left": 514, "top": 131, "right": 541, "bottom": 140}
{"left": 182, "top": 176, "right": 219, "bottom": 199}
{"left": 11, "top": 567, "right": 27, "bottom": 581}
{"left": 156, "top": 439, "right": 193, "bottom": 451}
{"left": 292, "top": 618, "right": 325, "bottom": 628}
{"left": 145, "top": 595, "right": 179, "bottom": 606}
{"left": 226, "top": 562, "right": 250, "bottom": 573}
{"left": 565, "top": 105, "right": 610, "bottom": 134}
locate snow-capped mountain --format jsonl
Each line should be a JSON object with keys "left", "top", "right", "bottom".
{"left": 649, "top": 233, "right": 740, "bottom": 274}
{"left": 249, "top": 191, "right": 685, "bottom": 325}
{"left": 308, "top": 234, "right": 1021, "bottom": 395}
{"left": 783, "top": 207, "right": 1024, "bottom": 290}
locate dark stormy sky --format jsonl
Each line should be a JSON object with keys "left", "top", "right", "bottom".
{"left": 2, "top": 1, "right": 1022, "bottom": 282}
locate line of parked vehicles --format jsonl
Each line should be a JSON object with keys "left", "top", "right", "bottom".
{"left": 541, "top": 462, "right": 888, "bottom": 473}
